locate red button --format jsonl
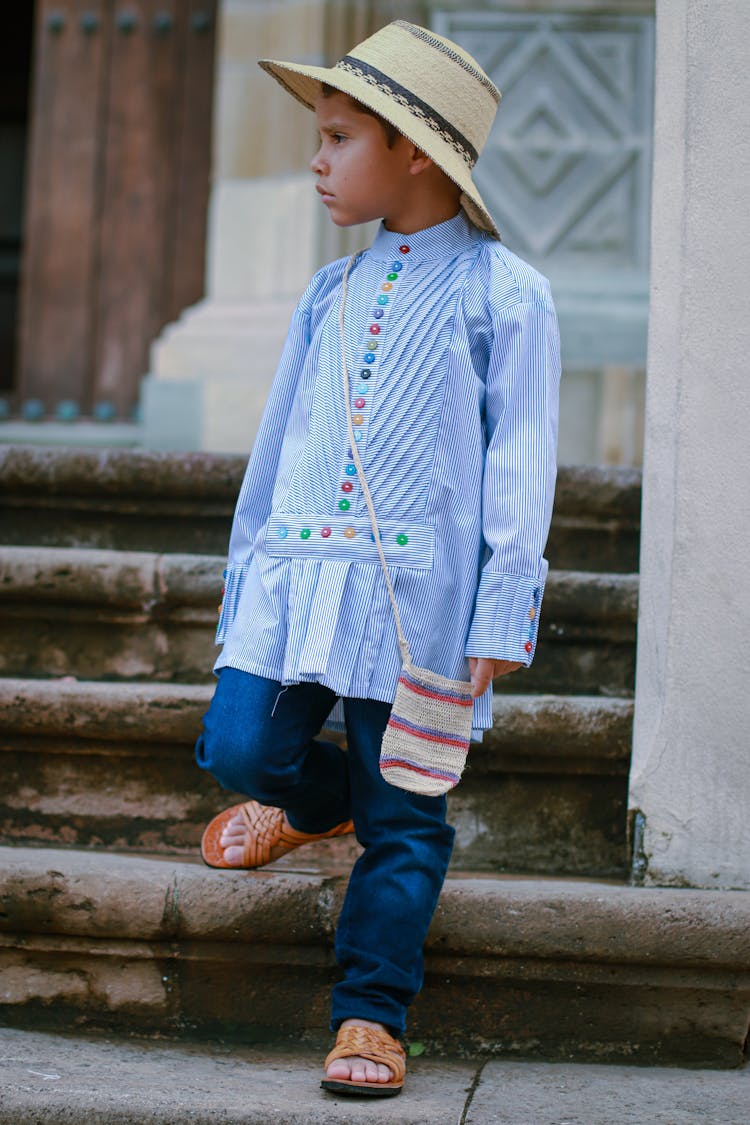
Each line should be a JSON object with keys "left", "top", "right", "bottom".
{"left": 321, "top": 527, "right": 332, "bottom": 538}
{"left": 524, "top": 641, "right": 533, "bottom": 654}
{"left": 399, "top": 244, "right": 411, "bottom": 253}
{"left": 354, "top": 397, "right": 366, "bottom": 409}
{"left": 341, "top": 481, "right": 353, "bottom": 493}
{"left": 370, "top": 324, "right": 380, "bottom": 335}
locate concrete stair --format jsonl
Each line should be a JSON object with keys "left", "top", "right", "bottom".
{"left": 1, "top": 445, "right": 749, "bottom": 1068}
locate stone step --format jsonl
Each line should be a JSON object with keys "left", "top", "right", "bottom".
{"left": 0, "top": 546, "right": 638, "bottom": 695}
{"left": 0, "top": 445, "right": 641, "bottom": 571}
{"left": 1, "top": 846, "right": 748, "bottom": 1067}
{"left": 0, "top": 678, "right": 633, "bottom": 877}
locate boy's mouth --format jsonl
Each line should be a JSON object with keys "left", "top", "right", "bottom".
{"left": 316, "top": 185, "right": 334, "bottom": 202}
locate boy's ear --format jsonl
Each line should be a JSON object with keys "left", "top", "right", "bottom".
{"left": 407, "top": 145, "right": 434, "bottom": 176}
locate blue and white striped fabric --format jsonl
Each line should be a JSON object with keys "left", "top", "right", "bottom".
{"left": 216, "top": 210, "right": 561, "bottom": 735}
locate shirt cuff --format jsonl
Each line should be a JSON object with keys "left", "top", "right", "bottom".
{"left": 215, "top": 562, "right": 251, "bottom": 645}
{"left": 465, "top": 564, "right": 548, "bottom": 665}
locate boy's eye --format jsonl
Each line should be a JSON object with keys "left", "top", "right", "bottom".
{"left": 332, "top": 133, "right": 346, "bottom": 143}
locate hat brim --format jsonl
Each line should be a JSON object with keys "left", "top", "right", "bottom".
{"left": 259, "top": 58, "right": 499, "bottom": 239}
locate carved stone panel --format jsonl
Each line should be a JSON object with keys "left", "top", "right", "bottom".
{"left": 433, "top": 8, "right": 654, "bottom": 368}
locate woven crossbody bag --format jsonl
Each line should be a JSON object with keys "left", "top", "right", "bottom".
{"left": 338, "top": 255, "right": 474, "bottom": 797}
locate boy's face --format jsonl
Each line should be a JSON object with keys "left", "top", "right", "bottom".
{"left": 312, "top": 90, "right": 417, "bottom": 230}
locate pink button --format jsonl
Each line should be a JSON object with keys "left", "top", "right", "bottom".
{"left": 370, "top": 324, "right": 380, "bottom": 335}
{"left": 354, "top": 397, "right": 366, "bottom": 409}
{"left": 321, "top": 527, "right": 332, "bottom": 538}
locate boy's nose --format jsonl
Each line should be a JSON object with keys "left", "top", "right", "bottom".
{"left": 310, "top": 147, "right": 327, "bottom": 175}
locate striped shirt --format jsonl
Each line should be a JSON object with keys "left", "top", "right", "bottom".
{"left": 216, "top": 210, "right": 561, "bottom": 734}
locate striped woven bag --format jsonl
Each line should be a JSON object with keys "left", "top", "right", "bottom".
{"left": 339, "top": 257, "right": 474, "bottom": 796}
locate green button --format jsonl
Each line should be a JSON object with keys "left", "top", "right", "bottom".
{"left": 396, "top": 533, "right": 408, "bottom": 545}
{"left": 338, "top": 499, "right": 351, "bottom": 511}
{"left": 300, "top": 528, "right": 311, "bottom": 539}
{"left": 387, "top": 272, "right": 398, "bottom": 281}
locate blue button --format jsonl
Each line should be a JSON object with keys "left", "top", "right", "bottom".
{"left": 354, "top": 431, "right": 363, "bottom": 442}
{"left": 277, "top": 526, "right": 288, "bottom": 539}
{"left": 391, "top": 261, "right": 403, "bottom": 271}
{"left": 360, "top": 370, "right": 371, "bottom": 380}
{"left": 373, "top": 308, "right": 384, "bottom": 319}
{"left": 377, "top": 295, "right": 389, "bottom": 306}
{"left": 345, "top": 464, "right": 357, "bottom": 476}
{"left": 364, "top": 353, "right": 376, "bottom": 363}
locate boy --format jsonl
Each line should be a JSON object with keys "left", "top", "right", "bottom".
{"left": 196, "top": 20, "right": 560, "bottom": 1096}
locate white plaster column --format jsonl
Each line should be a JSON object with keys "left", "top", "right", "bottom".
{"left": 628, "top": 0, "right": 750, "bottom": 888}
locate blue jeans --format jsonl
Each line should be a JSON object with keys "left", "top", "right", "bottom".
{"left": 195, "top": 667, "right": 455, "bottom": 1037}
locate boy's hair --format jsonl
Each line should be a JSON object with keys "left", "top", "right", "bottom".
{"left": 320, "top": 82, "right": 399, "bottom": 148}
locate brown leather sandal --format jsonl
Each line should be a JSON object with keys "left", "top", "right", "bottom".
{"left": 200, "top": 800, "right": 354, "bottom": 869}
{"left": 321, "top": 1024, "right": 406, "bottom": 1097}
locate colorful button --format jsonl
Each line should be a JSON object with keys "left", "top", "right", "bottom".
{"left": 222, "top": 569, "right": 228, "bottom": 578}
{"left": 300, "top": 528, "right": 311, "bottom": 539}
{"left": 391, "top": 261, "right": 403, "bottom": 271}
{"left": 341, "top": 481, "right": 353, "bottom": 493}
{"left": 345, "top": 464, "right": 357, "bottom": 476}
{"left": 399, "top": 244, "right": 411, "bottom": 253}
{"left": 381, "top": 282, "right": 393, "bottom": 292}
{"left": 339, "top": 499, "right": 351, "bottom": 511}
{"left": 364, "top": 353, "right": 376, "bottom": 362}
{"left": 352, "top": 413, "right": 364, "bottom": 426}
{"left": 217, "top": 604, "right": 223, "bottom": 614}
{"left": 344, "top": 527, "right": 356, "bottom": 539}
{"left": 373, "top": 308, "right": 384, "bottom": 319}
{"left": 377, "top": 295, "right": 389, "bottom": 305}
{"left": 354, "top": 397, "right": 366, "bottom": 409}
{"left": 321, "top": 527, "right": 332, "bottom": 538}
{"left": 360, "top": 370, "right": 371, "bottom": 379}
{"left": 277, "top": 526, "right": 288, "bottom": 539}
{"left": 524, "top": 641, "right": 533, "bottom": 654}
{"left": 354, "top": 431, "right": 363, "bottom": 441}
{"left": 370, "top": 324, "right": 381, "bottom": 335}
{"left": 367, "top": 340, "right": 378, "bottom": 349}
{"left": 396, "top": 533, "right": 409, "bottom": 546}
{"left": 528, "top": 607, "right": 536, "bottom": 620}
{"left": 387, "top": 272, "right": 398, "bottom": 281}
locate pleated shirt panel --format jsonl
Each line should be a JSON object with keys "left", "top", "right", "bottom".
{"left": 216, "top": 211, "right": 561, "bottom": 732}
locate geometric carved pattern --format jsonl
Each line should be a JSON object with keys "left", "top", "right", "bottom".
{"left": 433, "top": 11, "right": 655, "bottom": 274}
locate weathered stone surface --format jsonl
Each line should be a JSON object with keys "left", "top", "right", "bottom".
{"left": 1, "top": 848, "right": 748, "bottom": 1065}
{"left": 0, "top": 445, "right": 641, "bottom": 569}
{"left": 0, "top": 679, "right": 632, "bottom": 874}
{"left": 0, "top": 546, "right": 637, "bottom": 691}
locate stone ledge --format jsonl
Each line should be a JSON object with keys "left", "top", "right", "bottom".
{"left": 1, "top": 848, "right": 748, "bottom": 1065}
{"left": 0, "top": 678, "right": 631, "bottom": 764}
{"left": 0, "top": 546, "right": 637, "bottom": 623}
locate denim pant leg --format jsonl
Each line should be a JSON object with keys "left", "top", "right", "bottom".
{"left": 330, "top": 696, "right": 456, "bottom": 1038}
{"left": 194, "top": 668, "right": 351, "bottom": 834}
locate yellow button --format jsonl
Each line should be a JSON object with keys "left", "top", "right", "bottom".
{"left": 352, "top": 413, "right": 364, "bottom": 426}
{"left": 381, "top": 281, "right": 393, "bottom": 292}
{"left": 528, "top": 607, "right": 536, "bottom": 620}
{"left": 217, "top": 604, "right": 223, "bottom": 614}
{"left": 344, "top": 527, "right": 356, "bottom": 539}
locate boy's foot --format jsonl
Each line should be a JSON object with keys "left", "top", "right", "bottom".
{"left": 322, "top": 1018, "right": 405, "bottom": 1096}
{"left": 200, "top": 800, "right": 354, "bottom": 869}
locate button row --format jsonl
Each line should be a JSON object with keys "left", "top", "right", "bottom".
{"left": 275, "top": 524, "right": 409, "bottom": 544}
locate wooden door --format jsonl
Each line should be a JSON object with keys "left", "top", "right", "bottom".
{"left": 17, "top": 0, "right": 217, "bottom": 419}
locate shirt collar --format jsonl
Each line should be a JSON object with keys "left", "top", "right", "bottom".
{"left": 369, "top": 209, "right": 480, "bottom": 261}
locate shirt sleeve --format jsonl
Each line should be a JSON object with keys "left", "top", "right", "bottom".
{"left": 216, "top": 280, "right": 318, "bottom": 643}
{"left": 465, "top": 291, "right": 561, "bottom": 665}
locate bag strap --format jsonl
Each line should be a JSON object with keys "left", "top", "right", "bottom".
{"left": 338, "top": 254, "right": 411, "bottom": 665}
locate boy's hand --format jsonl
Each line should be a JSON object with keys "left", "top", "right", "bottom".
{"left": 468, "top": 657, "right": 523, "bottom": 698}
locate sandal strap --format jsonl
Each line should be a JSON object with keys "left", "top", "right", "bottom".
{"left": 237, "top": 802, "right": 354, "bottom": 868}
{"left": 324, "top": 1026, "right": 406, "bottom": 1083}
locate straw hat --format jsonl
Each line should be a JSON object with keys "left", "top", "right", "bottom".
{"left": 259, "top": 20, "right": 502, "bottom": 238}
